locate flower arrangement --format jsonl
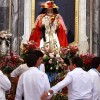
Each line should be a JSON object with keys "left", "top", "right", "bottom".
{"left": 20, "top": 40, "right": 39, "bottom": 61}
{"left": 80, "top": 53, "right": 95, "bottom": 71}
{"left": 53, "top": 92, "right": 68, "bottom": 100}
{"left": 60, "top": 45, "right": 79, "bottom": 65}
{"left": 42, "top": 45, "right": 67, "bottom": 82}
{"left": 21, "top": 41, "right": 38, "bottom": 53}
{"left": 43, "top": 51, "right": 67, "bottom": 73}
{"left": 0, "top": 31, "right": 12, "bottom": 40}
{"left": 0, "top": 52, "right": 23, "bottom": 74}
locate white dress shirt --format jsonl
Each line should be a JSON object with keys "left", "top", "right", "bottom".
{"left": 88, "top": 69, "right": 100, "bottom": 100}
{"left": 11, "top": 63, "right": 45, "bottom": 77}
{"left": 51, "top": 68, "right": 93, "bottom": 100}
{"left": 15, "top": 67, "right": 50, "bottom": 100}
{"left": 10, "top": 64, "right": 29, "bottom": 77}
{"left": 0, "top": 70, "right": 11, "bottom": 100}
{"left": 38, "top": 63, "right": 45, "bottom": 72}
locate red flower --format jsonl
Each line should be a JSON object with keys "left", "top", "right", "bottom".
{"left": 80, "top": 53, "right": 95, "bottom": 71}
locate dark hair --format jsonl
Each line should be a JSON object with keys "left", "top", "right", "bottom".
{"left": 39, "top": 8, "right": 59, "bottom": 14}
{"left": 91, "top": 57, "right": 100, "bottom": 69}
{"left": 23, "top": 48, "right": 35, "bottom": 63}
{"left": 64, "top": 58, "right": 70, "bottom": 65}
{"left": 71, "top": 57, "right": 83, "bottom": 68}
{"left": 26, "top": 50, "right": 44, "bottom": 67}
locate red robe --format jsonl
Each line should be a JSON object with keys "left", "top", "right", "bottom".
{"left": 29, "top": 14, "right": 68, "bottom": 48}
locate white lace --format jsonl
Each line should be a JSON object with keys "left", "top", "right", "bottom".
{"left": 40, "top": 15, "right": 60, "bottom": 50}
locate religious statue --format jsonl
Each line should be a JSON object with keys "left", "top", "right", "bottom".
{"left": 29, "top": 1, "right": 68, "bottom": 50}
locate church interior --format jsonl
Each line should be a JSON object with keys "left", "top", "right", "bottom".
{"left": 0, "top": 0, "right": 100, "bottom": 100}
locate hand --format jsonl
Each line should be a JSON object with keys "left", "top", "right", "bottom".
{"left": 41, "top": 91, "right": 48, "bottom": 100}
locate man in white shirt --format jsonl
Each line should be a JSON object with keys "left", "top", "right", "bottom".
{"left": 15, "top": 50, "right": 50, "bottom": 100}
{"left": 88, "top": 57, "right": 100, "bottom": 100}
{"left": 10, "top": 63, "right": 29, "bottom": 77}
{"left": 0, "top": 70, "right": 11, "bottom": 100}
{"left": 10, "top": 63, "right": 45, "bottom": 77}
{"left": 42, "top": 57, "right": 93, "bottom": 100}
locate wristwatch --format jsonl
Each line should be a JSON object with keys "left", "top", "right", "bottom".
{"left": 48, "top": 92, "right": 51, "bottom": 96}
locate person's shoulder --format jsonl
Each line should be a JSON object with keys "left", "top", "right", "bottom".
{"left": 20, "top": 63, "right": 28, "bottom": 67}
{"left": 56, "top": 14, "right": 60, "bottom": 16}
{"left": 67, "top": 71, "right": 74, "bottom": 76}
{"left": 88, "top": 69, "right": 98, "bottom": 76}
{"left": 38, "top": 14, "right": 45, "bottom": 18}
{"left": 40, "top": 63, "right": 44, "bottom": 67}
{"left": 20, "top": 68, "right": 30, "bottom": 78}
{"left": 88, "top": 69, "right": 94, "bottom": 73}
{"left": 39, "top": 70, "right": 47, "bottom": 77}
{"left": 0, "top": 70, "right": 3, "bottom": 74}
{"left": 38, "top": 69, "right": 45, "bottom": 74}
{"left": 68, "top": 68, "right": 85, "bottom": 75}
{"left": 20, "top": 64, "right": 29, "bottom": 69}
{"left": 56, "top": 14, "right": 61, "bottom": 17}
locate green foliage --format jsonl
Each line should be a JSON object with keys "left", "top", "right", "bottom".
{"left": 53, "top": 93, "right": 68, "bottom": 100}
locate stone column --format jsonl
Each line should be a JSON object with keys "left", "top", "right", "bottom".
{"left": 78, "top": 0, "right": 89, "bottom": 53}
{"left": 92, "top": 0, "right": 100, "bottom": 56}
{"left": 21, "top": 0, "right": 31, "bottom": 44}
{"left": 86, "top": 0, "right": 90, "bottom": 49}
{"left": 11, "top": 0, "right": 24, "bottom": 53}
{"left": 11, "top": 0, "right": 19, "bottom": 53}
{"left": 0, "top": 0, "right": 9, "bottom": 31}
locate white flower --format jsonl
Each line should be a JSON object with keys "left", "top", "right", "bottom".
{"left": 45, "top": 46, "right": 50, "bottom": 52}
{"left": 49, "top": 59, "right": 52, "bottom": 64}
{"left": 60, "top": 58, "right": 64, "bottom": 63}
{"left": 43, "top": 54, "right": 47, "bottom": 58}
{"left": 56, "top": 67, "right": 58, "bottom": 70}
{"left": 50, "top": 67, "right": 53, "bottom": 70}
{"left": 49, "top": 53, "right": 54, "bottom": 58}
{"left": 56, "top": 54, "right": 60, "bottom": 58}
{"left": 63, "top": 64, "right": 67, "bottom": 67}
{"left": 59, "top": 63, "right": 62, "bottom": 67}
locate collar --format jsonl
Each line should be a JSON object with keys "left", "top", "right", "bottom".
{"left": 74, "top": 67, "right": 83, "bottom": 70}
{"left": 73, "top": 67, "right": 83, "bottom": 71}
{"left": 29, "top": 67, "right": 38, "bottom": 70}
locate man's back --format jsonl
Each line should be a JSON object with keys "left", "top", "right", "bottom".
{"left": 88, "top": 69, "right": 100, "bottom": 100}
{"left": 42, "top": 57, "right": 93, "bottom": 100}
{"left": 15, "top": 67, "right": 50, "bottom": 100}
{"left": 67, "top": 68, "right": 93, "bottom": 100}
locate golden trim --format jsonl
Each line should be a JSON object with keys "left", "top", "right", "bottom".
{"left": 74, "top": 0, "right": 79, "bottom": 44}
{"left": 31, "top": 0, "right": 35, "bottom": 30}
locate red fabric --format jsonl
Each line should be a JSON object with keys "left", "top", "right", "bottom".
{"left": 57, "top": 24, "right": 68, "bottom": 47}
{"left": 29, "top": 21, "right": 42, "bottom": 47}
{"left": 29, "top": 14, "right": 68, "bottom": 48}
